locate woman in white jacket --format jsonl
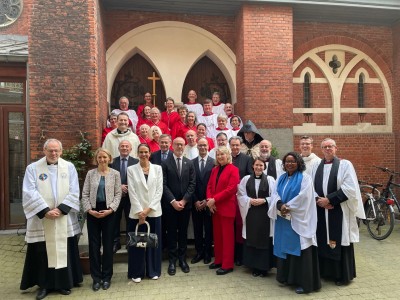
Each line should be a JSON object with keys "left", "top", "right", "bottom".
{"left": 127, "top": 143, "right": 163, "bottom": 283}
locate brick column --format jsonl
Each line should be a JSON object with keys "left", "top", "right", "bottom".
{"left": 28, "top": 0, "right": 107, "bottom": 159}
{"left": 235, "top": 4, "right": 293, "bottom": 129}
{"left": 392, "top": 21, "right": 400, "bottom": 170}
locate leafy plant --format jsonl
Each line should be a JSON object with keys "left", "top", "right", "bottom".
{"left": 271, "top": 146, "right": 279, "bottom": 158}
{"left": 62, "top": 131, "right": 94, "bottom": 177}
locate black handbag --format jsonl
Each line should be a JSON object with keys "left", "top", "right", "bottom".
{"left": 127, "top": 221, "right": 158, "bottom": 248}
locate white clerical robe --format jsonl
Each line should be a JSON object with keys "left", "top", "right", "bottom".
{"left": 302, "top": 153, "right": 321, "bottom": 176}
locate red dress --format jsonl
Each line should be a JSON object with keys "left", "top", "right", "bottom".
{"left": 161, "top": 111, "right": 180, "bottom": 132}
{"left": 148, "top": 140, "right": 160, "bottom": 153}
{"left": 136, "top": 118, "right": 152, "bottom": 133}
{"left": 207, "top": 163, "right": 240, "bottom": 270}
{"left": 147, "top": 120, "right": 170, "bottom": 135}
{"left": 178, "top": 124, "right": 197, "bottom": 143}
{"left": 137, "top": 104, "right": 155, "bottom": 119}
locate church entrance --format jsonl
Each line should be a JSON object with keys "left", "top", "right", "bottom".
{"left": 0, "top": 66, "right": 27, "bottom": 229}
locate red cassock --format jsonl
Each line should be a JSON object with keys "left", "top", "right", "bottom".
{"left": 206, "top": 163, "right": 240, "bottom": 270}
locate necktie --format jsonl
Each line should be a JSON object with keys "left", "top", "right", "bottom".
{"left": 121, "top": 158, "right": 127, "bottom": 184}
{"left": 162, "top": 152, "right": 167, "bottom": 161}
{"left": 200, "top": 158, "right": 205, "bottom": 174}
{"left": 176, "top": 157, "right": 181, "bottom": 176}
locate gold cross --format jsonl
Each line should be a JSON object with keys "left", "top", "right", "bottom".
{"left": 148, "top": 72, "right": 160, "bottom": 106}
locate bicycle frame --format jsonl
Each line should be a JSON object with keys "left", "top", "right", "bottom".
{"left": 381, "top": 174, "right": 400, "bottom": 214}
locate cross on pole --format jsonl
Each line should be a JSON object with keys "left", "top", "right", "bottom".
{"left": 148, "top": 71, "right": 160, "bottom": 106}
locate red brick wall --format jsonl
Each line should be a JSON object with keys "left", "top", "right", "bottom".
{"left": 0, "top": 0, "right": 33, "bottom": 35}
{"left": 235, "top": 4, "right": 293, "bottom": 128}
{"left": 393, "top": 21, "right": 400, "bottom": 171}
{"left": 28, "top": 0, "right": 105, "bottom": 159}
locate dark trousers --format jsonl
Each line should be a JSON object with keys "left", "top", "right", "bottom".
{"left": 127, "top": 217, "right": 162, "bottom": 278}
{"left": 192, "top": 206, "right": 213, "bottom": 257}
{"left": 113, "top": 195, "right": 130, "bottom": 243}
{"left": 164, "top": 205, "right": 191, "bottom": 262}
{"left": 87, "top": 203, "right": 116, "bottom": 283}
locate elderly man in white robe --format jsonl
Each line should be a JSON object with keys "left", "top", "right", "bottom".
{"left": 110, "top": 96, "right": 139, "bottom": 132}
{"left": 299, "top": 135, "right": 321, "bottom": 176}
{"left": 20, "top": 139, "right": 82, "bottom": 300}
{"left": 259, "top": 140, "right": 284, "bottom": 180}
{"left": 312, "top": 138, "right": 365, "bottom": 286}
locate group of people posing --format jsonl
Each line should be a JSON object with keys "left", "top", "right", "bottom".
{"left": 20, "top": 90, "right": 365, "bottom": 300}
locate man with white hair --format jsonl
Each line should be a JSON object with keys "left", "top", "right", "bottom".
{"left": 20, "top": 139, "right": 82, "bottom": 299}
{"left": 211, "top": 92, "right": 225, "bottom": 115}
{"left": 259, "top": 139, "right": 284, "bottom": 179}
{"left": 312, "top": 138, "right": 365, "bottom": 286}
{"left": 110, "top": 96, "right": 138, "bottom": 132}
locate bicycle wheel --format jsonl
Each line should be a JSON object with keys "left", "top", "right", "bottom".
{"left": 365, "top": 200, "right": 395, "bottom": 240}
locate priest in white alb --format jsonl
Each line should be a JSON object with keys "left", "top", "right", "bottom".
{"left": 312, "top": 138, "right": 365, "bottom": 286}
{"left": 20, "top": 139, "right": 83, "bottom": 300}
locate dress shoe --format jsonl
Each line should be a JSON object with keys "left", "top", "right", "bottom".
{"left": 168, "top": 263, "right": 176, "bottom": 275}
{"left": 58, "top": 289, "right": 71, "bottom": 295}
{"left": 191, "top": 254, "right": 204, "bottom": 264}
{"left": 335, "top": 280, "right": 347, "bottom": 286}
{"left": 295, "top": 287, "right": 305, "bottom": 294}
{"left": 209, "top": 262, "right": 222, "bottom": 269}
{"left": 113, "top": 242, "right": 121, "bottom": 254}
{"left": 102, "top": 281, "right": 111, "bottom": 290}
{"left": 203, "top": 255, "right": 211, "bottom": 264}
{"left": 36, "top": 288, "right": 48, "bottom": 300}
{"left": 252, "top": 270, "right": 260, "bottom": 277}
{"left": 179, "top": 260, "right": 190, "bottom": 273}
{"left": 92, "top": 282, "right": 101, "bottom": 292}
{"left": 216, "top": 268, "right": 233, "bottom": 275}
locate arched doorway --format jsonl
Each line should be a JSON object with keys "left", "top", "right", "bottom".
{"left": 110, "top": 54, "right": 166, "bottom": 111}
{"left": 182, "top": 56, "right": 231, "bottom": 104}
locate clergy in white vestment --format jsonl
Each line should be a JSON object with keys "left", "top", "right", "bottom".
{"left": 299, "top": 135, "right": 321, "bottom": 176}
{"left": 211, "top": 92, "right": 225, "bottom": 115}
{"left": 197, "top": 99, "right": 218, "bottom": 139}
{"left": 110, "top": 96, "right": 139, "bottom": 132}
{"left": 210, "top": 114, "right": 233, "bottom": 145}
{"left": 183, "top": 130, "right": 199, "bottom": 159}
{"left": 102, "top": 112, "right": 140, "bottom": 158}
{"left": 259, "top": 140, "right": 284, "bottom": 180}
{"left": 237, "top": 158, "right": 276, "bottom": 277}
{"left": 184, "top": 90, "right": 204, "bottom": 120}
{"left": 208, "top": 132, "right": 229, "bottom": 159}
{"left": 268, "top": 152, "right": 321, "bottom": 294}
{"left": 312, "top": 138, "right": 365, "bottom": 286}
{"left": 20, "top": 139, "right": 82, "bottom": 300}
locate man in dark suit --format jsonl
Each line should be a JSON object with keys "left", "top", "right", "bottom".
{"left": 110, "top": 140, "right": 139, "bottom": 253}
{"left": 162, "top": 137, "right": 196, "bottom": 275}
{"left": 229, "top": 136, "right": 253, "bottom": 266}
{"left": 150, "top": 134, "right": 172, "bottom": 165}
{"left": 191, "top": 137, "right": 215, "bottom": 265}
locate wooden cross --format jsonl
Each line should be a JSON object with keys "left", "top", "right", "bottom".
{"left": 148, "top": 71, "right": 160, "bottom": 106}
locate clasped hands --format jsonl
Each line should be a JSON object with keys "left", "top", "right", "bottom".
{"left": 45, "top": 208, "right": 62, "bottom": 220}
{"left": 172, "top": 199, "right": 186, "bottom": 211}
{"left": 316, "top": 197, "right": 333, "bottom": 209}
{"left": 88, "top": 208, "right": 113, "bottom": 218}
{"left": 206, "top": 198, "right": 217, "bottom": 214}
{"left": 250, "top": 198, "right": 265, "bottom": 206}
{"left": 195, "top": 200, "right": 207, "bottom": 211}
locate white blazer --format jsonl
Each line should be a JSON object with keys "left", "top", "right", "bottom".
{"left": 127, "top": 162, "right": 163, "bottom": 219}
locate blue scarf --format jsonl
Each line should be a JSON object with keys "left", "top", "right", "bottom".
{"left": 273, "top": 171, "right": 303, "bottom": 259}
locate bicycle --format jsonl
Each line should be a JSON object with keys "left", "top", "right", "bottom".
{"left": 362, "top": 166, "right": 400, "bottom": 240}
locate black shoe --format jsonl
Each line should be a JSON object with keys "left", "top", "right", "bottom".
{"left": 209, "top": 262, "right": 222, "bottom": 269}
{"left": 235, "top": 260, "right": 243, "bottom": 266}
{"left": 179, "top": 260, "right": 190, "bottom": 273}
{"left": 335, "top": 280, "right": 348, "bottom": 286}
{"left": 102, "top": 281, "right": 111, "bottom": 290}
{"left": 204, "top": 255, "right": 211, "bottom": 264}
{"left": 295, "top": 287, "right": 305, "bottom": 294}
{"left": 168, "top": 263, "right": 176, "bottom": 276}
{"left": 216, "top": 268, "right": 233, "bottom": 275}
{"left": 36, "top": 288, "right": 48, "bottom": 300}
{"left": 191, "top": 254, "right": 204, "bottom": 264}
{"left": 58, "top": 289, "right": 71, "bottom": 295}
{"left": 113, "top": 242, "right": 121, "bottom": 254}
{"left": 252, "top": 270, "right": 260, "bottom": 277}
{"left": 92, "top": 282, "right": 101, "bottom": 292}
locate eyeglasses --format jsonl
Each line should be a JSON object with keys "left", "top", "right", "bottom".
{"left": 322, "top": 145, "right": 336, "bottom": 149}
{"left": 300, "top": 142, "right": 311, "bottom": 146}
{"left": 284, "top": 161, "right": 297, "bottom": 164}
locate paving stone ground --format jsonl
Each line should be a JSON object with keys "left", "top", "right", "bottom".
{"left": 2, "top": 222, "right": 400, "bottom": 300}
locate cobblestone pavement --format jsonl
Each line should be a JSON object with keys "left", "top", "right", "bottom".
{"left": 2, "top": 223, "right": 400, "bottom": 300}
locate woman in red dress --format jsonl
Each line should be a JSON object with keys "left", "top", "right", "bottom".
{"left": 138, "top": 124, "right": 151, "bottom": 144}
{"left": 196, "top": 123, "right": 215, "bottom": 151}
{"left": 207, "top": 146, "right": 240, "bottom": 275}
{"left": 177, "top": 111, "right": 197, "bottom": 142}
{"left": 171, "top": 106, "right": 188, "bottom": 140}
{"left": 148, "top": 126, "right": 161, "bottom": 153}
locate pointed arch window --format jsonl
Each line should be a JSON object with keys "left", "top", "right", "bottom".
{"left": 358, "top": 73, "right": 365, "bottom": 108}
{"left": 303, "top": 73, "right": 311, "bottom": 108}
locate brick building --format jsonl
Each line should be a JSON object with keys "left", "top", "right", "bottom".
{"left": 0, "top": 0, "right": 399, "bottom": 229}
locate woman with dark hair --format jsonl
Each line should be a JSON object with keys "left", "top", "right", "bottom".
{"left": 171, "top": 106, "right": 188, "bottom": 140}
{"left": 268, "top": 152, "right": 320, "bottom": 294}
{"left": 81, "top": 148, "right": 122, "bottom": 291}
{"left": 127, "top": 143, "right": 163, "bottom": 283}
{"left": 136, "top": 105, "right": 152, "bottom": 133}
{"left": 177, "top": 111, "right": 197, "bottom": 142}
{"left": 237, "top": 157, "right": 276, "bottom": 277}
{"left": 196, "top": 123, "right": 215, "bottom": 151}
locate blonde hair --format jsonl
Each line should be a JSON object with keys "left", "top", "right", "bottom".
{"left": 149, "top": 126, "right": 162, "bottom": 141}
{"left": 215, "top": 146, "right": 232, "bottom": 166}
{"left": 93, "top": 147, "right": 113, "bottom": 165}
